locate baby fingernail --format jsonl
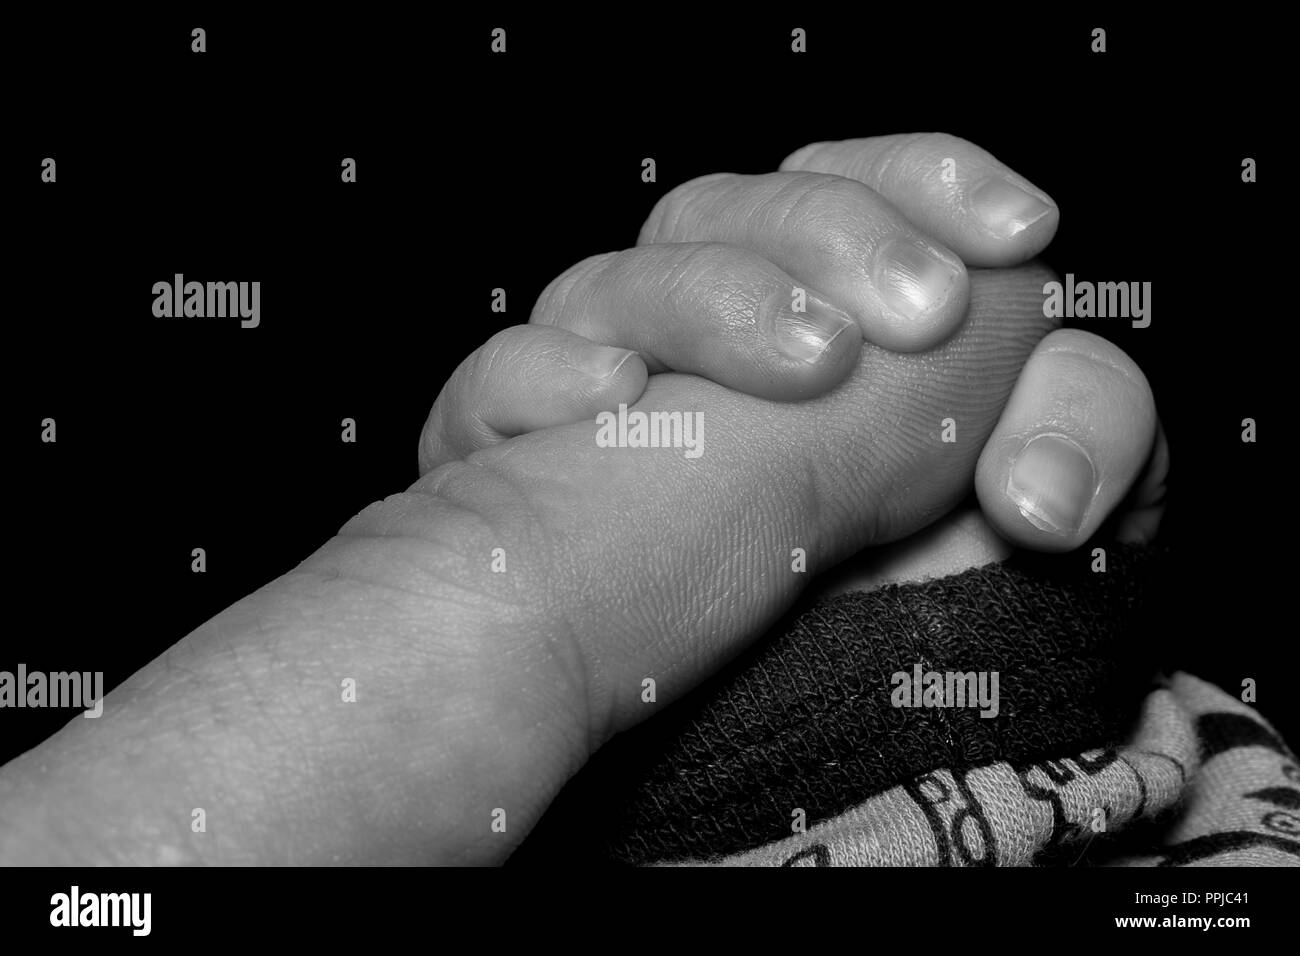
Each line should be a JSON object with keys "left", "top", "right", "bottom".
{"left": 1007, "top": 434, "right": 1097, "bottom": 535}
{"left": 775, "top": 295, "right": 855, "bottom": 363}
{"left": 575, "top": 345, "right": 637, "bottom": 379}
{"left": 875, "top": 239, "right": 963, "bottom": 322}
{"left": 971, "top": 177, "right": 1052, "bottom": 239}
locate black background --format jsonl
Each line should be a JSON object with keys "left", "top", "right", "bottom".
{"left": 5, "top": 9, "right": 1290, "bottom": 798}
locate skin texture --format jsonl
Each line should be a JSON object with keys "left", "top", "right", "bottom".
{"left": 0, "top": 267, "right": 1056, "bottom": 866}
{"left": 402, "top": 264, "right": 1061, "bottom": 831}
{"left": 426, "top": 324, "right": 1168, "bottom": 574}
{"left": 638, "top": 172, "right": 970, "bottom": 351}
{"left": 529, "top": 243, "right": 864, "bottom": 402}
{"left": 781, "top": 133, "right": 1060, "bottom": 267}
{"left": 975, "top": 330, "right": 1161, "bottom": 550}
{"left": 0, "top": 134, "right": 1162, "bottom": 867}
{"left": 424, "top": 132, "right": 1159, "bottom": 555}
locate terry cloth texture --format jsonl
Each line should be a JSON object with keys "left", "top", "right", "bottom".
{"left": 611, "top": 546, "right": 1161, "bottom": 864}
{"left": 663, "top": 673, "right": 1300, "bottom": 866}
{"left": 513, "top": 545, "right": 1166, "bottom": 866}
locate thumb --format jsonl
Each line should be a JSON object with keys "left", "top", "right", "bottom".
{"left": 408, "top": 263, "right": 1061, "bottom": 743}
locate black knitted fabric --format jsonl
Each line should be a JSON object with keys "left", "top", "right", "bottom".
{"left": 511, "top": 544, "right": 1162, "bottom": 866}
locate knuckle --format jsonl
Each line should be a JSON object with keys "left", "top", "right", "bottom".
{"left": 416, "top": 405, "right": 445, "bottom": 473}
{"left": 774, "top": 171, "right": 868, "bottom": 223}
{"left": 470, "top": 326, "right": 531, "bottom": 388}
{"left": 781, "top": 172, "right": 867, "bottom": 215}
{"left": 906, "top": 131, "right": 971, "bottom": 158}
{"left": 639, "top": 172, "right": 733, "bottom": 243}
{"left": 773, "top": 173, "right": 876, "bottom": 253}
{"left": 863, "top": 132, "right": 944, "bottom": 187}
{"left": 661, "top": 242, "right": 765, "bottom": 326}
{"left": 779, "top": 140, "right": 832, "bottom": 171}
{"left": 531, "top": 252, "right": 615, "bottom": 326}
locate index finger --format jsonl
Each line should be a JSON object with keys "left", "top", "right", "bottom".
{"left": 782, "top": 133, "right": 1060, "bottom": 267}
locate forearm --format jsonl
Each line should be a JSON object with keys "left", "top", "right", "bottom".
{"left": 0, "top": 494, "right": 586, "bottom": 865}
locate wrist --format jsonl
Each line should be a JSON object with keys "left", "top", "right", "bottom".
{"left": 0, "top": 490, "right": 588, "bottom": 865}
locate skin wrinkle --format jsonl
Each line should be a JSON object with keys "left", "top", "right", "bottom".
{"left": 548, "top": 526, "right": 667, "bottom": 744}
{"left": 1035, "top": 343, "right": 1154, "bottom": 395}
{"left": 644, "top": 172, "right": 979, "bottom": 356}
{"left": 92, "top": 643, "right": 298, "bottom": 863}
{"left": 3, "top": 235, "right": 1089, "bottom": 864}
{"left": 865, "top": 132, "right": 931, "bottom": 194}
{"left": 410, "top": 470, "right": 596, "bottom": 753}
{"left": 657, "top": 177, "right": 718, "bottom": 240}
{"left": 418, "top": 395, "right": 455, "bottom": 473}
{"left": 535, "top": 253, "right": 610, "bottom": 332}
{"left": 579, "top": 426, "right": 748, "bottom": 722}
{"left": 529, "top": 252, "right": 606, "bottom": 327}
{"left": 414, "top": 460, "right": 547, "bottom": 565}
{"left": 644, "top": 173, "right": 721, "bottom": 242}
{"left": 317, "top": 542, "right": 511, "bottom": 613}
{"left": 778, "top": 141, "right": 824, "bottom": 171}
{"left": 980, "top": 338, "right": 1158, "bottom": 550}
{"left": 783, "top": 135, "right": 1061, "bottom": 267}
{"left": 337, "top": 465, "right": 596, "bottom": 757}
{"left": 529, "top": 242, "right": 850, "bottom": 401}
{"left": 698, "top": 505, "right": 787, "bottom": 663}
{"left": 661, "top": 244, "right": 759, "bottom": 345}
{"left": 772, "top": 173, "right": 853, "bottom": 242}
{"left": 334, "top": 515, "right": 519, "bottom": 607}
{"left": 806, "top": 277, "right": 1050, "bottom": 548}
